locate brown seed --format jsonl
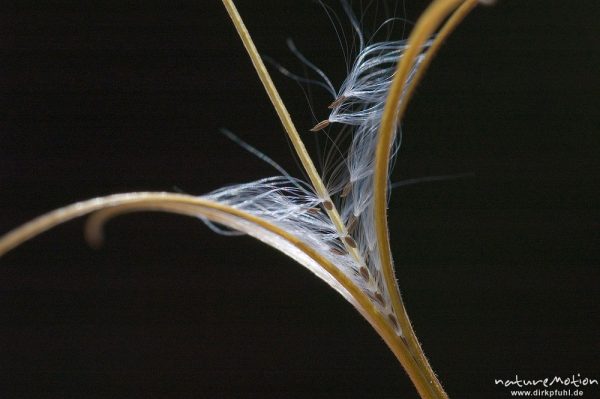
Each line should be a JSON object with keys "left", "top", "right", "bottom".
{"left": 387, "top": 313, "right": 400, "bottom": 331}
{"left": 373, "top": 291, "right": 385, "bottom": 307}
{"left": 401, "top": 336, "right": 409, "bottom": 347}
{"left": 363, "top": 250, "right": 370, "bottom": 265}
{"left": 344, "top": 235, "right": 357, "bottom": 248}
{"left": 323, "top": 200, "right": 334, "bottom": 210}
{"left": 309, "top": 119, "right": 330, "bottom": 132}
{"left": 346, "top": 215, "right": 358, "bottom": 233}
{"left": 329, "top": 247, "right": 346, "bottom": 256}
{"left": 359, "top": 266, "right": 370, "bottom": 281}
{"left": 328, "top": 96, "right": 346, "bottom": 109}
{"left": 340, "top": 182, "right": 352, "bottom": 198}
{"left": 307, "top": 207, "right": 320, "bottom": 214}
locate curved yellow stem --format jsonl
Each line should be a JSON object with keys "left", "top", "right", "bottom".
{"left": 372, "top": 0, "right": 480, "bottom": 398}
{"left": 404, "top": 0, "right": 479, "bottom": 111}
{"left": 375, "top": 0, "right": 464, "bottom": 328}
{"left": 0, "top": 192, "right": 427, "bottom": 396}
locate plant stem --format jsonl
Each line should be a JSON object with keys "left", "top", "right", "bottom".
{"left": 221, "top": 0, "right": 368, "bottom": 271}
{"left": 223, "top": 0, "right": 484, "bottom": 398}
{"left": 0, "top": 192, "right": 411, "bottom": 376}
{"left": 373, "top": 1, "right": 480, "bottom": 398}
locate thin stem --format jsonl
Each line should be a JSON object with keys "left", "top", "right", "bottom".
{"left": 0, "top": 192, "right": 425, "bottom": 394}
{"left": 221, "top": 0, "right": 366, "bottom": 277}
{"left": 403, "top": 0, "right": 479, "bottom": 114}
{"left": 0, "top": 193, "right": 365, "bottom": 306}
{"left": 373, "top": 1, "right": 480, "bottom": 399}
{"left": 223, "top": 1, "right": 482, "bottom": 398}
{"left": 217, "top": 9, "right": 441, "bottom": 395}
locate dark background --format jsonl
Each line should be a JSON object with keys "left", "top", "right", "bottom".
{"left": 1, "top": 1, "right": 598, "bottom": 398}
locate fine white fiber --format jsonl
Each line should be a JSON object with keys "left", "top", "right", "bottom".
{"left": 198, "top": 1, "right": 439, "bottom": 336}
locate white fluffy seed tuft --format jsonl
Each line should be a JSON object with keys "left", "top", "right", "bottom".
{"left": 203, "top": 3, "right": 437, "bottom": 336}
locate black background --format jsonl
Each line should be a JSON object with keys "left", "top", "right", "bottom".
{"left": 1, "top": 1, "right": 598, "bottom": 398}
